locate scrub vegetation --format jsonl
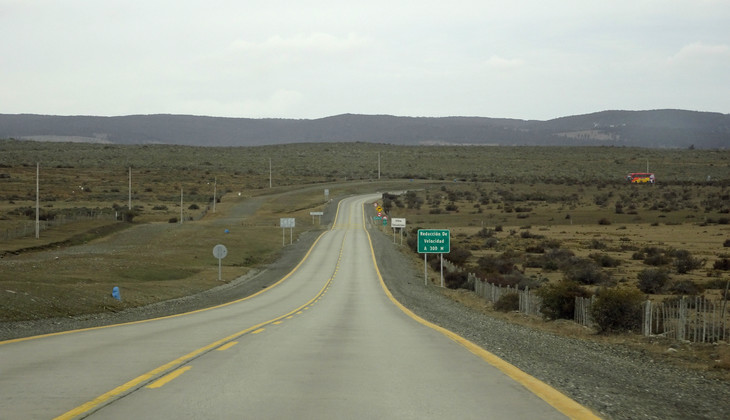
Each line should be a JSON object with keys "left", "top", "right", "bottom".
{"left": 1, "top": 139, "right": 729, "bottom": 360}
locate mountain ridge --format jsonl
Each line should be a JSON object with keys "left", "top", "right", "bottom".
{"left": 1, "top": 109, "right": 727, "bottom": 149}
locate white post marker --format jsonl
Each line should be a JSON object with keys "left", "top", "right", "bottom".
{"left": 212, "top": 244, "right": 228, "bottom": 281}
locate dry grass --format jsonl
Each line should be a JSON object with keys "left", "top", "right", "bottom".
{"left": 2, "top": 140, "right": 729, "bottom": 377}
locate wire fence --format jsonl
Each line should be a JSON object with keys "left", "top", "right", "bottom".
{"left": 1, "top": 211, "right": 117, "bottom": 241}
{"left": 470, "top": 273, "right": 542, "bottom": 317}
{"left": 642, "top": 297, "right": 729, "bottom": 343}
{"left": 467, "top": 272, "right": 729, "bottom": 343}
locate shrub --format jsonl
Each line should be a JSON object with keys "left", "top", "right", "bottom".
{"left": 477, "top": 254, "right": 517, "bottom": 275}
{"left": 484, "top": 237, "right": 499, "bottom": 249}
{"left": 120, "top": 209, "right": 137, "bottom": 222}
{"left": 168, "top": 217, "right": 178, "bottom": 223}
{"left": 667, "top": 279, "right": 703, "bottom": 295}
{"left": 444, "top": 271, "right": 470, "bottom": 289}
{"left": 448, "top": 248, "right": 472, "bottom": 266}
{"left": 724, "top": 239, "right": 730, "bottom": 247}
{"left": 598, "top": 218, "right": 611, "bottom": 225}
{"left": 713, "top": 258, "right": 730, "bottom": 271}
{"left": 188, "top": 203, "right": 200, "bottom": 210}
{"left": 590, "top": 287, "right": 644, "bottom": 333}
{"left": 525, "top": 245, "right": 545, "bottom": 254}
{"left": 563, "top": 259, "right": 608, "bottom": 285}
{"left": 644, "top": 252, "right": 672, "bottom": 266}
{"left": 494, "top": 293, "right": 520, "bottom": 312}
{"left": 637, "top": 269, "right": 670, "bottom": 294}
{"left": 476, "top": 228, "right": 494, "bottom": 238}
{"left": 589, "top": 253, "right": 621, "bottom": 268}
{"left": 536, "top": 280, "right": 589, "bottom": 320}
{"left": 673, "top": 249, "right": 704, "bottom": 274}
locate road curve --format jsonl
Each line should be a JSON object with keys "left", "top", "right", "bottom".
{"left": 0, "top": 194, "right": 598, "bottom": 419}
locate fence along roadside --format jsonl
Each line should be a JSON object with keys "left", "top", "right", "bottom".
{"left": 468, "top": 272, "right": 729, "bottom": 344}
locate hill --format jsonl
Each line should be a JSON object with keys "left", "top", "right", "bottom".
{"left": 0, "top": 110, "right": 728, "bottom": 148}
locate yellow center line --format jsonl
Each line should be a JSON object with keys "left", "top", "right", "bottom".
{"left": 360, "top": 201, "right": 602, "bottom": 420}
{"left": 54, "top": 201, "right": 351, "bottom": 420}
{"left": 217, "top": 341, "right": 238, "bottom": 351}
{"left": 251, "top": 328, "right": 265, "bottom": 334}
{"left": 146, "top": 366, "right": 191, "bottom": 389}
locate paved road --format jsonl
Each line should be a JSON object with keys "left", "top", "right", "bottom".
{"left": 0, "top": 194, "right": 594, "bottom": 419}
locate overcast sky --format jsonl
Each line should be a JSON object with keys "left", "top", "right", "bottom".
{"left": 1, "top": 1, "right": 728, "bottom": 120}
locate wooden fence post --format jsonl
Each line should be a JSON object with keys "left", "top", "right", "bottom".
{"left": 643, "top": 300, "right": 652, "bottom": 337}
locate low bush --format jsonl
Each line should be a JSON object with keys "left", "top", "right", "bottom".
{"left": 444, "top": 271, "right": 470, "bottom": 289}
{"left": 536, "top": 280, "right": 589, "bottom": 320}
{"left": 563, "top": 258, "right": 608, "bottom": 285}
{"left": 590, "top": 287, "right": 644, "bottom": 333}
{"left": 588, "top": 239, "right": 608, "bottom": 250}
{"left": 477, "top": 254, "right": 517, "bottom": 275}
{"left": 713, "top": 258, "right": 730, "bottom": 270}
{"left": 494, "top": 293, "right": 520, "bottom": 312}
{"left": 644, "top": 252, "right": 672, "bottom": 266}
{"left": 667, "top": 279, "right": 704, "bottom": 295}
{"left": 637, "top": 268, "right": 670, "bottom": 294}
{"left": 483, "top": 237, "right": 499, "bottom": 248}
{"left": 589, "top": 253, "right": 621, "bottom": 268}
{"left": 672, "top": 249, "right": 704, "bottom": 274}
{"left": 448, "top": 248, "right": 472, "bottom": 266}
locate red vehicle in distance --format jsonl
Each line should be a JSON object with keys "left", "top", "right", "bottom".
{"left": 626, "top": 172, "right": 656, "bottom": 184}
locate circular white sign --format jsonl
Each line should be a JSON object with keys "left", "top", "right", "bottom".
{"left": 213, "top": 244, "right": 228, "bottom": 259}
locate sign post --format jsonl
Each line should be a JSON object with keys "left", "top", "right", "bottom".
{"left": 310, "top": 211, "right": 323, "bottom": 225}
{"left": 280, "top": 218, "right": 295, "bottom": 245}
{"left": 212, "top": 244, "right": 228, "bottom": 281}
{"left": 417, "top": 229, "right": 450, "bottom": 287}
{"left": 391, "top": 218, "right": 406, "bottom": 245}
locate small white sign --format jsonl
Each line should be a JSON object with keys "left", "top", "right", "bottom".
{"left": 391, "top": 218, "right": 406, "bottom": 228}
{"left": 213, "top": 244, "right": 228, "bottom": 259}
{"left": 310, "top": 211, "right": 324, "bottom": 216}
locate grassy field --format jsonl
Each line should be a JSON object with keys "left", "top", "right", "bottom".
{"left": 1, "top": 139, "right": 728, "bottom": 321}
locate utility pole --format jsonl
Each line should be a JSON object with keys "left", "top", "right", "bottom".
{"left": 378, "top": 152, "right": 381, "bottom": 180}
{"left": 213, "top": 176, "right": 217, "bottom": 213}
{"left": 35, "top": 162, "right": 39, "bottom": 239}
{"left": 128, "top": 167, "right": 132, "bottom": 210}
{"left": 269, "top": 158, "right": 272, "bottom": 188}
{"left": 180, "top": 187, "right": 183, "bottom": 224}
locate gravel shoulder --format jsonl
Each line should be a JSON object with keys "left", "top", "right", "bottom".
{"left": 2, "top": 196, "right": 729, "bottom": 420}
{"left": 370, "top": 226, "right": 730, "bottom": 420}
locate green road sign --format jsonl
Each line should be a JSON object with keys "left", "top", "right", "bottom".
{"left": 417, "top": 229, "right": 450, "bottom": 253}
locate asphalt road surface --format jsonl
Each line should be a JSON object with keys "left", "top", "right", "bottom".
{"left": 0, "top": 194, "right": 597, "bottom": 419}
